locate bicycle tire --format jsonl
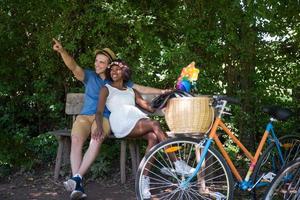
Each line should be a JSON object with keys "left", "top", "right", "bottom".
{"left": 135, "top": 137, "right": 234, "bottom": 200}
{"left": 252, "top": 135, "right": 300, "bottom": 200}
{"left": 264, "top": 157, "right": 300, "bottom": 200}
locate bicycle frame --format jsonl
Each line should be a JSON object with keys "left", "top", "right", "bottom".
{"left": 181, "top": 102, "right": 286, "bottom": 191}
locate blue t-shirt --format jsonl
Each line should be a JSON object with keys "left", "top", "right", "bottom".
{"left": 80, "top": 69, "right": 133, "bottom": 118}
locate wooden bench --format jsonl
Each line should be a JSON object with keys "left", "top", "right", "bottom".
{"left": 49, "top": 93, "right": 162, "bottom": 183}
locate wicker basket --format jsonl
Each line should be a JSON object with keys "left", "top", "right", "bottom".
{"left": 165, "top": 96, "right": 214, "bottom": 134}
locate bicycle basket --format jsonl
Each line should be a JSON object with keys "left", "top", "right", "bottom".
{"left": 165, "top": 96, "right": 214, "bottom": 134}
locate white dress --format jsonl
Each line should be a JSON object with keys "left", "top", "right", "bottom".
{"left": 105, "top": 84, "right": 148, "bottom": 138}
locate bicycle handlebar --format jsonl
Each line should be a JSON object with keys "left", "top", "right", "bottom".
{"left": 213, "top": 95, "right": 241, "bottom": 105}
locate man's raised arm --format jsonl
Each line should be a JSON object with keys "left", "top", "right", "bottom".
{"left": 52, "top": 38, "right": 84, "bottom": 82}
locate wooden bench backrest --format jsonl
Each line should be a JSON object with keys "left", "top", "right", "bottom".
{"left": 65, "top": 93, "right": 84, "bottom": 115}
{"left": 65, "top": 93, "right": 163, "bottom": 116}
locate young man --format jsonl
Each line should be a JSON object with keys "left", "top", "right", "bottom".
{"left": 52, "top": 38, "right": 168, "bottom": 199}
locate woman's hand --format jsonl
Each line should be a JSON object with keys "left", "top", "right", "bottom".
{"left": 91, "top": 127, "right": 104, "bottom": 141}
{"left": 161, "top": 88, "right": 174, "bottom": 94}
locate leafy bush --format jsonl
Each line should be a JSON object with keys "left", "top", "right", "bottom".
{"left": 0, "top": 128, "right": 57, "bottom": 173}
{"left": 89, "top": 142, "right": 121, "bottom": 179}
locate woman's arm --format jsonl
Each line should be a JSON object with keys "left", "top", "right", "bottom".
{"left": 93, "top": 86, "right": 109, "bottom": 140}
{"left": 133, "top": 88, "right": 155, "bottom": 113}
{"left": 133, "top": 83, "right": 171, "bottom": 95}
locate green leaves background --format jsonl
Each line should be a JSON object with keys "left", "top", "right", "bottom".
{"left": 0, "top": 0, "right": 299, "bottom": 170}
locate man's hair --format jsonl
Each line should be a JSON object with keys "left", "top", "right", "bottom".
{"left": 94, "top": 48, "right": 116, "bottom": 63}
{"left": 106, "top": 59, "right": 132, "bottom": 83}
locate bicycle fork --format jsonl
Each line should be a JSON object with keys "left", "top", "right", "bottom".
{"left": 180, "top": 138, "right": 213, "bottom": 189}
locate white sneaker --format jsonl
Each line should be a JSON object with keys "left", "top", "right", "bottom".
{"left": 70, "top": 190, "right": 87, "bottom": 199}
{"left": 63, "top": 179, "right": 76, "bottom": 192}
{"left": 160, "top": 167, "right": 176, "bottom": 176}
{"left": 141, "top": 175, "right": 151, "bottom": 199}
{"left": 174, "top": 160, "right": 195, "bottom": 176}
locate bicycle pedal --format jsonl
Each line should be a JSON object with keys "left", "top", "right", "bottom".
{"left": 250, "top": 172, "right": 275, "bottom": 190}
{"left": 262, "top": 172, "right": 276, "bottom": 182}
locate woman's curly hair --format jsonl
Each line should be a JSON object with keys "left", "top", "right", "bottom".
{"left": 105, "top": 59, "right": 132, "bottom": 83}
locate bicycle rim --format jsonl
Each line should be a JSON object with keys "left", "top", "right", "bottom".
{"left": 135, "top": 137, "right": 233, "bottom": 200}
{"left": 264, "top": 159, "right": 300, "bottom": 200}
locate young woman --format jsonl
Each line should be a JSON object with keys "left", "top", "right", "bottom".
{"left": 94, "top": 60, "right": 194, "bottom": 199}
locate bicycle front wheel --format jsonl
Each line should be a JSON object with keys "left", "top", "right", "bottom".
{"left": 135, "top": 137, "right": 233, "bottom": 200}
{"left": 252, "top": 135, "right": 300, "bottom": 199}
{"left": 264, "top": 158, "right": 300, "bottom": 200}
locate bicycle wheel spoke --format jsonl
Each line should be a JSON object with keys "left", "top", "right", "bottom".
{"left": 185, "top": 143, "right": 195, "bottom": 168}
{"left": 145, "top": 167, "right": 177, "bottom": 185}
{"left": 160, "top": 150, "right": 175, "bottom": 170}
{"left": 157, "top": 187, "right": 180, "bottom": 200}
{"left": 289, "top": 141, "right": 300, "bottom": 161}
{"left": 152, "top": 154, "right": 179, "bottom": 180}
{"left": 187, "top": 187, "right": 212, "bottom": 200}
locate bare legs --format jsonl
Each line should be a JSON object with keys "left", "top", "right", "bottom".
{"left": 141, "top": 132, "right": 159, "bottom": 153}
{"left": 128, "top": 118, "right": 178, "bottom": 176}
{"left": 70, "top": 118, "right": 171, "bottom": 177}
{"left": 128, "top": 119, "right": 168, "bottom": 146}
{"left": 70, "top": 134, "right": 86, "bottom": 176}
{"left": 70, "top": 133, "right": 106, "bottom": 177}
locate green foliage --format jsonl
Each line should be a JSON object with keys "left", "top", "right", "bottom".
{"left": 0, "top": 127, "right": 57, "bottom": 172}
{"left": 29, "top": 134, "right": 57, "bottom": 164}
{"left": 0, "top": 0, "right": 299, "bottom": 171}
{"left": 0, "top": 163, "right": 12, "bottom": 179}
{"left": 89, "top": 142, "right": 120, "bottom": 179}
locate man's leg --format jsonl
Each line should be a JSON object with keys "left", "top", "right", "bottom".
{"left": 77, "top": 117, "right": 111, "bottom": 176}
{"left": 69, "top": 117, "right": 111, "bottom": 199}
{"left": 64, "top": 115, "right": 92, "bottom": 199}
{"left": 70, "top": 115, "right": 92, "bottom": 176}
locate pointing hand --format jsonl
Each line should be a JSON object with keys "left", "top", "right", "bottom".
{"left": 52, "top": 38, "right": 64, "bottom": 53}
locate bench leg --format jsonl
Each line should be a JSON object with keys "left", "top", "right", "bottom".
{"left": 54, "top": 136, "right": 64, "bottom": 180}
{"left": 62, "top": 136, "right": 71, "bottom": 166}
{"left": 129, "top": 142, "right": 137, "bottom": 178}
{"left": 136, "top": 144, "right": 140, "bottom": 170}
{"left": 120, "top": 140, "right": 127, "bottom": 184}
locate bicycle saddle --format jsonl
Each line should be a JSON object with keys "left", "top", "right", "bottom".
{"left": 262, "top": 106, "right": 292, "bottom": 121}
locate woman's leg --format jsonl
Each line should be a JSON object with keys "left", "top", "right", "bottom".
{"left": 142, "top": 132, "right": 159, "bottom": 153}
{"left": 141, "top": 132, "right": 158, "bottom": 177}
{"left": 128, "top": 118, "right": 167, "bottom": 142}
{"left": 128, "top": 118, "right": 176, "bottom": 162}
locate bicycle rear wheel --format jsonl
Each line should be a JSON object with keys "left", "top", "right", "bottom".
{"left": 264, "top": 158, "right": 300, "bottom": 200}
{"left": 135, "top": 137, "right": 233, "bottom": 200}
{"left": 252, "top": 135, "right": 300, "bottom": 199}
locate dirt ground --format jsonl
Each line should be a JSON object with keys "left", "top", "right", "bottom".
{"left": 0, "top": 165, "right": 254, "bottom": 200}
{"left": 0, "top": 167, "right": 136, "bottom": 200}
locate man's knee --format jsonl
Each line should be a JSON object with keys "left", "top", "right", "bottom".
{"left": 90, "top": 136, "right": 105, "bottom": 146}
{"left": 71, "top": 134, "right": 86, "bottom": 147}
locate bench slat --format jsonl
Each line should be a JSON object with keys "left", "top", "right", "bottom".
{"left": 49, "top": 129, "right": 71, "bottom": 137}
